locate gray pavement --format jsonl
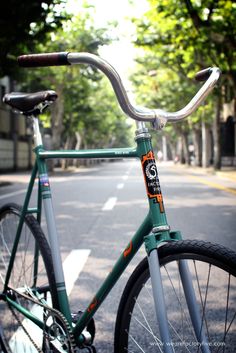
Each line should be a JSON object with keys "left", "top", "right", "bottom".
{"left": 0, "top": 160, "right": 236, "bottom": 352}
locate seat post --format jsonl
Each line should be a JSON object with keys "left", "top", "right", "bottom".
{"left": 32, "top": 116, "right": 43, "bottom": 147}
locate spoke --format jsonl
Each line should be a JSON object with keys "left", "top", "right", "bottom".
{"left": 220, "top": 274, "right": 231, "bottom": 353}
{"left": 134, "top": 297, "right": 163, "bottom": 349}
{"left": 164, "top": 262, "right": 195, "bottom": 338}
{"left": 143, "top": 282, "right": 153, "bottom": 300}
{"left": 216, "top": 311, "right": 236, "bottom": 353}
{"left": 193, "top": 261, "right": 211, "bottom": 349}
{"left": 0, "top": 272, "right": 5, "bottom": 284}
{"left": 0, "top": 219, "right": 12, "bottom": 286}
{"left": 0, "top": 223, "right": 11, "bottom": 256}
{"left": 167, "top": 320, "right": 192, "bottom": 353}
{"left": 0, "top": 251, "right": 8, "bottom": 283}
{"left": 126, "top": 329, "right": 146, "bottom": 353}
{"left": 131, "top": 314, "right": 164, "bottom": 352}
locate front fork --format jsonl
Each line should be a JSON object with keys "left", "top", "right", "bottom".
{"left": 145, "top": 232, "right": 210, "bottom": 353}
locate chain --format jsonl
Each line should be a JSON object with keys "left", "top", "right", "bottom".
{"left": 7, "top": 288, "right": 76, "bottom": 353}
{"left": 9, "top": 303, "right": 43, "bottom": 353}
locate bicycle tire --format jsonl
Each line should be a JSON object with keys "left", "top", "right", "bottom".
{"left": 114, "top": 240, "right": 236, "bottom": 353}
{"left": 0, "top": 203, "right": 58, "bottom": 353}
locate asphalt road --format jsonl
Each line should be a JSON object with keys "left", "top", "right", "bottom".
{"left": 0, "top": 160, "right": 236, "bottom": 352}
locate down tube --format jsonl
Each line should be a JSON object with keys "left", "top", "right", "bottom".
{"left": 73, "top": 212, "right": 153, "bottom": 339}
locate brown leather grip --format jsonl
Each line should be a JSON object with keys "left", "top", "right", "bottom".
{"left": 18, "top": 52, "right": 70, "bottom": 67}
{"left": 195, "top": 67, "right": 212, "bottom": 82}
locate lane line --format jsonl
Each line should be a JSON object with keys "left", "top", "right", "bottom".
{"left": 63, "top": 249, "right": 90, "bottom": 295}
{"left": 122, "top": 175, "right": 128, "bottom": 180}
{"left": 0, "top": 189, "right": 27, "bottom": 200}
{"left": 117, "top": 183, "right": 124, "bottom": 189}
{"left": 188, "top": 175, "right": 236, "bottom": 196}
{"left": 102, "top": 197, "right": 117, "bottom": 211}
{"left": 9, "top": 249, "right": 90, "bottom": 351}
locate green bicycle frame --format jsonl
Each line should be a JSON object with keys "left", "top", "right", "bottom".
{"left": 4, "top": 127, "right": 181, "bottom": 346}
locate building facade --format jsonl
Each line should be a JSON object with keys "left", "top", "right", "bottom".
{"left": 0, "top": 77, "right": 33, "bottom": 171}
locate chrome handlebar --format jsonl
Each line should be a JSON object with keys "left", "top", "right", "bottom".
{"left": 18, "top": 52, "right": 221, "bottom": 129}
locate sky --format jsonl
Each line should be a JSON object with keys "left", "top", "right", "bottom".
{"left": 66, "top": 0, "right": 149, "bottom": 84}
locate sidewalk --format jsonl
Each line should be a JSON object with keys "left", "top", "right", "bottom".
{"left": 175, "top": 164, "right": 236, "bottom": 183}
{"left": 178, "top": 164, "right": 236, "bottom": 183}
{"left": 0, "top": 165, "right": 99, "bottom": 187}
{"left": 0, "top": 172, "right": 31, "bottom": 186}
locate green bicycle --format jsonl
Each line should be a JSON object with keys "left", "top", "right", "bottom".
{"left": 0, "top": 52, "right": 235, "bottom": 353}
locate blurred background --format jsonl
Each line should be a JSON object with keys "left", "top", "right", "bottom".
{"left": 0, "top": 0, "right": 235, "bottom": 172}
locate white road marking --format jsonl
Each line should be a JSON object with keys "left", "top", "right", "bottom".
{"left": 0, "top": 189, "right": 27, "bottom": 200}
{"left": 102, "top": 197, "right": 117, "bottom": 211}
{"left": 9, "top": 249, "right": 90, "bottom": 352}
{"left": 117, "top": 183, "right": 124, "bottom": 189}
{"left": 63, "top": 249, "right": 90, "bottom": 295}
{"left": 122, "top": 175, "right": 128, "bottom": 180}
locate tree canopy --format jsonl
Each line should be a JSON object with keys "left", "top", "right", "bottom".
{"left": 135, "top": 0, "right": 236, "bottom": 92}
{"left": 131, "top": 0, "right": 236, "bottom": 168}
{"left": 0, "top": 0, "right": 67, "bottom": 77}
{"left": 20, "top": 8, "right": 132, "bottom": 153}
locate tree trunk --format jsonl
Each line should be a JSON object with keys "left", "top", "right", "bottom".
{"left": 213, "top": 94, "right": 222, "bottom": 170}
{"left": 61, "top": 135, "right": 75, "bottom": 170}
{"left": 202, "top": 121, "right": 211, "bottom": 168}
{"left": 182, "top": 133, "right": 190, "bottom": 165}
{"left": 73, "top": 132, "right": 82, "bottom": 168}
{"left": 167, "top": 138, "right": 175, "bottom": 161}
{"left": 193, "top": 128, "right": 202, "bottom": 166}
{"left": 176, "top": 136, "right": 185, "bottom": 164}
{"left": 51, "top": 90, "right": 64, "bottom": 151}
{"left": 162, "top": 135, "right": 168, "bottom": 161}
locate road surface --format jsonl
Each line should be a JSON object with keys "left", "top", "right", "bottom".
{"left": 0, "top": 160, "right": 236, "bottom": 351}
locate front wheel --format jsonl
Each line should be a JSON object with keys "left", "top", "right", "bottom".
{"left": 114, "top": 240, "right": 236, "bottom": 353}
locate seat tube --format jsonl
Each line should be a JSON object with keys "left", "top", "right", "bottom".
{"left": 36, "top": 147, "right": 72, "bottom": 324}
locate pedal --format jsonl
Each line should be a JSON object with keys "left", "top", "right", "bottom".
{"left": 72, "top": 311, "right": 96, "bottom": 349}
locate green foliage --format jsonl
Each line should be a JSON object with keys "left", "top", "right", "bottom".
{"left": 135, "top": 0, "right": 236, "bottom": 80}
{"left": 75, "top": 77, "right": 132, "bottom": 148}
{"left": 131, "top": 0, "right": 236, "bottom": 162}
{"left": 0, "top": 0, "right": 67, "bottom": 77}
{"left": 131, "top": 52, "right": 214, "bottom": 143}
{"left": 22, "top": 8, "right": 132, "bottom": 149}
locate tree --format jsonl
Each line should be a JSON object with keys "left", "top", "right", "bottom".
{"left": 130, "top": 53, "right": 214, "bottom": 165}
{"left": 0, "top": 0, "right": 67, "bottom": 77}
{"left": 134, "top": 0, "right": 236, "bottom": 169}
{"left": 21, "top": 8, "right": 132, "bottom": 166}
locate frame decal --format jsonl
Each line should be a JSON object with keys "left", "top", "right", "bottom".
{"left": 124, "top": 241, "right": 132, "bottom": 258}
{"left": 141, "top": 151, "right": 164, "bottom": 213}
{"left": 39, "top": 173, "right": 51, "bottom": 199}
{"left": 87, "top": 297, "right": 98, "bottom": 313}
{"left": 39, "top": 173, "right": 50, "bottom": 187}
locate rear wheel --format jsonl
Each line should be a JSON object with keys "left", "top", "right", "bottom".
{"left": 0, "top": 203, "right": 58, "bottom": 352}
{"left": 114, "top": 240, "right": 236, "bottom": 353}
